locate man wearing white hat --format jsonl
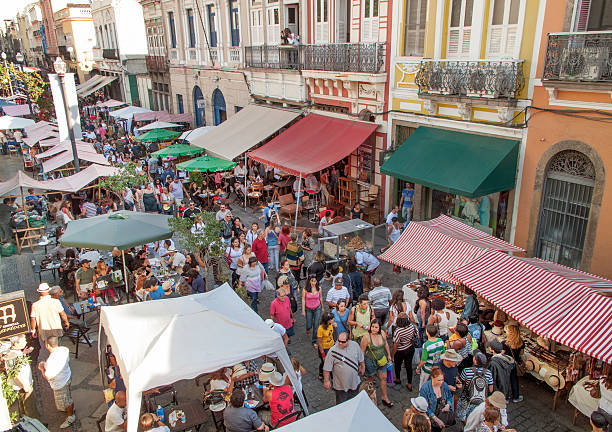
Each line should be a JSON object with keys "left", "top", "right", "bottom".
{"left": 30, "top": 282, "right": 69, "bottom": 360}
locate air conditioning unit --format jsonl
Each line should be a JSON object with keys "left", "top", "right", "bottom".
{"left": 559, "top": 46, "right": 609, "bottom": 81}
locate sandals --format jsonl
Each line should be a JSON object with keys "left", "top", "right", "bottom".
{"left": 382, "top": 399, "right": 394, "bottom": 408}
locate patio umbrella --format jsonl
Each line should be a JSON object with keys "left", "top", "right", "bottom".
{"left": 135, "top": 128, "right": 181, "bottom": 142}
{"left": 0, "top": 115, "right": 35, "bottom": 130}
{"left": 137, "top": 121, "right": 181, "bottom": 131}
{"left": 60, "top": 211, "right": 173, "bottom": 295}
{"left": 176, "top": 155, "right": 237, "bottom": 173}
{"left": 151, "top": 143, "right": 204, "bottom": 158}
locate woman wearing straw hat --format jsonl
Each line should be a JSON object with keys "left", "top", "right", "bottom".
{"left": 262, "top": 372, "right": 296, "bottom": 428}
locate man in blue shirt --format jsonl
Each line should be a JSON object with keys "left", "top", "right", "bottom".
{"left": 400, "top": 183, "right": 414, "bottom": 222}
{"left": 144, "top": 277, "right": 166, "bottom": 300}
{"left": 261, "top": 199, "right": 280, "bottom": 227}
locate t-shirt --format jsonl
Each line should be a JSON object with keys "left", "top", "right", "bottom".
{"left": 323, "top": 340, "right": 364, "bottom": 391}
{"left": 317, "top": 325, "right": 335, "bottom": 350}
{"left": 393, "top": 325, "right": 417, "bottom": 351}
{"left": 105, "top": 402, "right": 126, "bottom": 432}
{"left": 269, "top": 385, "right": 294, "bottom": 427}
{"left": 270, "top": 298, "right": 293, "bottom": 330}
{"left": 149, "top": 286, "right": 166, "bottom": 300}
{"left": 149, "top": 426, "right": 170, "bottom": 432}
{"left": 82, "top": 202, "right": 98, "bottom": 218}
{"left": 421, "top": 338, "right": 445, "bottom": 374}
{"left": 75, "top": 267, "right": 96, "bottom": 285}
{"left": 224, "top": 406, "right": 263, "bottom": 432}
{"left": 402, "top": 188, "right": 414, "bottom": 208}
{"left": 332, "top": 309, "right": 350, "bottom": 334}
{"left": 44, "top": 346, "right": 71, "bottom": 390}
{"left": 326, "top": 286, "right": 349, "bottom": 305}
{"left": 368, "top": 286, "right": 392, "bottom": 310}
{"left": 172, "top": 252, "right": 186, "bottom": 268}
{"left": 386, "top": 211, "right": 398, "bottom": 224}
{"left": 31, "top": 296, "right": 64, "bottom": 336}
{"left": 438, "top": 361, "right": 459, "bottom": 390}
{"left": 170, "top": 181, "right": 183, "bottom": 200}
{"left": 460, "top": 367, "right": 494, "bottom": 388}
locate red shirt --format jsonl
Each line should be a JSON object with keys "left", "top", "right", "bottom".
{"left": 278, "top": 233, "right": 291, "bottom": 251}
{"left": 252, "top": 237, "right": 268, "bottom": 263}
{"left": 269, "top": 385, "right": 295, "bottom": 427}
{"left": 270, "top": 298, "right": 293, "bottom": 330}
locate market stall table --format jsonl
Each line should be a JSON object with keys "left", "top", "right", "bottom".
{"left": 568, "top": 376, "right": 599, "bottom": 423}
{"left": 319, "top": 218, "right": 375, "bottom": 263}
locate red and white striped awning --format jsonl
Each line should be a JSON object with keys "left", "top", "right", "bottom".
{"left": 378, "top": 214, "right": 524, "bottom": 284}
{"left": 449, "top": 250, "right": 612, "bottom": 364}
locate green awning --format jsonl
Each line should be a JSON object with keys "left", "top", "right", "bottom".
{"left": 135, "top": 128, "right": 180, "bottom": 142}
{"left": 381, "top": 126, "right": 519, "bottom": 198}
{"left": 151, "top": 144, "right": 204, "bottom": 157}
{"left": 176, "top": 155, "right": 237, "bottom": 173}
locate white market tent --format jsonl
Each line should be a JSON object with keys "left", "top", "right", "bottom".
{"left": 0, "top": 115, "right": 35, "bottom": 130}
{"left": 109, "top": 105, "right": 152, "bottom": 120}
{"left": 276, "top": 391, "right": 399, "bottom": 432}
{"left": 179, "top": 126, "right": 214, "bottom": 142}
{"left": 137, "top": 121, "right": 181, "bottom": 131}
{"left": 35, "top": 140, "right": 95, "bottom": 160}
{"left": 99, "top": 284, "right": 308, "bottom": 432}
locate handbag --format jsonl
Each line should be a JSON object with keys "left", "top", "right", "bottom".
{"left": 289, "top": 294, "right": 298, "bottom": 313}
{"left": 367, "top": 335, "right": 388, "bottom": 367}
{"left": 435, "top": 397, "right": 456, "bottom": 426}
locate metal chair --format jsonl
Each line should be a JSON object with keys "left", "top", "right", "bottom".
{"left": 143, "top": 385, "right": 178, "bottom": 413}
{"left": 272, "top": 410, "right": 303, "bottom": 429}
{"left": 64, "top": 321, "right": 92, "bottom": 359}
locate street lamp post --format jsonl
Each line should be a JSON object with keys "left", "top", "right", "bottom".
{"left": 15, "top": 52, "right": 34, "bottom": 118}
{"left": 53, "top": 56, "right": 80, "bottom": 172}
{"left": 1, "top": 51, "right": 14, "bottom": 97}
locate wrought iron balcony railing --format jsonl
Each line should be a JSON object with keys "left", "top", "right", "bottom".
{"left": 415, "top": 59, "right": 525, "bottom": 99}
{"left": 543, "top": 32, "right": 612, "bottom": 82}
{"left": 103, "top": 48, "right": 119, "bottom": 60}
{"left": 301, "top": 43, "right": 385, "bottom": 73}
{"left": 244, "top": 43, "right": 385, "bottom": 73}
{"left": 146, "top": 55, "right": 168, "bottom": 72}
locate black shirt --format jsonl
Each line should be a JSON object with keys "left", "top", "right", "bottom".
{"left": 183, "top": 208, "right": 202, "bottom": 219}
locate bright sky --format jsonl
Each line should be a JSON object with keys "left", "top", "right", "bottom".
{"left": 0, "top": 2, "right": 27, "bottom": 24}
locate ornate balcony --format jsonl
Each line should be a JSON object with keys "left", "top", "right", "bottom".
{"left": 543, "top": 32, "right": 612, "bottom": 82}
{"left": 415, "top": 59, "right": 525, "bottom": 99}
{"left": 103, "top": 48, "right": 119, "bottom": 60}
{"left": 244, "top": 45, "right": 300, "bottom": 70}
{"left": 146, "top": 55, "right": 168, "bottom": 72}
{"left": 244, "top": 43, "right": 385, "bottom": 73}
{"left": 301, "top": 43, "right": 385, "bottom": 73}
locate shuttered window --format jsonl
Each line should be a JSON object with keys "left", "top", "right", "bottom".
{"left": 267, "top": 7, "right": 280, "bottom": 44}
{"left": 487, "top": 0, "right": 520, "bottom": 58}
{"left": 315, "top": 0, "right": 329, "bottom": 43}
{"left": 362, "top": 0, "right": 380, "bottom": 41}
{"left": 250, "top": 10, "right": 263, "bottom": 45}
{"left": 403, "top": 0, "right": 428, "bottom": 56}
{"left": 447, "top": 0, "right": 473, "bottom": 57}
{"left": 573, "top": 0, "right": 612, "bottom": 31}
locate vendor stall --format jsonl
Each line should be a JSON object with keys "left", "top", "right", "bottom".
{"left": 319, "top": 218, "right": 375, "bottom": 264}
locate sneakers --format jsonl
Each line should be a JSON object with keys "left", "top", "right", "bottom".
{"left": 512, "top": 395, "right": 524, "bottom": 403}
{"left": 60, "top": 415, "right": 76, "bottom": 429}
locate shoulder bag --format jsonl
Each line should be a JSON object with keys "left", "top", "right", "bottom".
{"left": 367, "top": 335, "right": 388, "bottom": 367}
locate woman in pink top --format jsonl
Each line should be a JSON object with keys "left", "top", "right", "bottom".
{"left": 301, "top": 276, "right": 322, "bottom": 346}
{"left": 278, "top": 225, "right": 291, "bottom": 261}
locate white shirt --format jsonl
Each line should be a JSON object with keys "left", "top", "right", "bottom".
{"left": 267, "top": 323, "right": 286, "bottom": 358}
{"left": 172, "top": 252, "right": 186, "bottom": 268}
{"left": 326, "top": 286, "right": 350, "bottom": 305}
{"left": 355, "top": 251, "right": 379, "bottom": 272}
{"left": 246, "top": 230, "right": 258, "bottom": 246}
{"left": 105, "top": 402, "right": 126, "bottom": 432}
{"left": 44, "top": 346, "right": 71, "bottom": 390}
{"left": 386, "top": 211, "right": 399, "bottom": 224}
{"left": 9, "top": 350, "right": 32, "bottom": 392}
{"left": 402, "top": 285, "right": 418, "bottom": 311}
{"left": 464, "top": 402, "right": 508, "bottom": 431}
{"left": 150, "top": 426, "right": 170, "bottom": 432}
{"left": 234, "top": 165, "right": 246, "bottom": 177}
{"left": 216, "top": 209, "right": 230, "bottom": 221}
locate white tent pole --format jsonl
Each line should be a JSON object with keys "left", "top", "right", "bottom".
{"left": 294, "top": 173, "right": 301, "bottom": 232}
{"left": 277, "top": 347, "right": 309, "bottom": 415}
{"left": 122, "top": 249, "right": 129, "bottom": 301}
{"left": 244, "top": 155, "right": 248, "bottom": 209}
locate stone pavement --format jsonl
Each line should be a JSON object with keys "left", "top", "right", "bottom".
{"left": 0, "top": 155, "right": 590, "bottom": 431}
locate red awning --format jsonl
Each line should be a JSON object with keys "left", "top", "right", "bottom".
{"left": 449, "top": 250, "right": 612, "bottom": 363}
{"left": 378, "top": 214, "right": 524, "bottom": 284}
{"left": 247, "top": 114, "right": 378, "bottom": 176}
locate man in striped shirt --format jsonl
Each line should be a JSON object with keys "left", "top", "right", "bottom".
{"left": 368, "top": 277, "right": 392, "bottom": 325}
{"left": 416, "top": 324, "right": 445, "bottom": 389}
{"left": 81, "top": 197, "right": 98, "bottom": 218}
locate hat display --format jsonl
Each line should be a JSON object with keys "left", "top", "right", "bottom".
{"left": 37, "top": 282, "right": 50, "bottom": 293}
{"left": 410, "top": 396, "right": 428, "bottom": 413}
{"left": 232, "top": 363, "right": 248, "bottom": 379}
{"left": 487, "top": 391, "right": 507, "bottom": 409}
{"left": 523, "top": 354, "right": 541, "bottom": 373}
{"left": 258, "top": 362, "right": 276, "bottom": 383}
{"left": 440, "top": 349, "right": 462, "bottom": 362}
{"left": 269, "top": 371, "right": 284, "bottom": 387}
{"left": 545, "top": 370, "right": 566, "bottom": 391}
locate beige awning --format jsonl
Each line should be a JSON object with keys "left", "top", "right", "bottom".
{"left": 23, "top": 129, "right": 60, "bottom": 147}
{"left": 45, "top": 164, "right": 120, "bottom": 192}
{"left": 35, "top": 141, "right": 95, "bottom": 160}
{"left": 42, "top": 149, "right": 109, "bottom": 173}
{"left": 78, "top": 76, "right": 117, "bottom": 98}
{"left": 189, "top": 104, "right": 301, "bottom": 161}
{"left": 76, "top": 75, "right": 106, "bottom": 94}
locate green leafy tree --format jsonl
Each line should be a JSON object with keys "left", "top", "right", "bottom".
{"left": 1, "top": 354, "right": 30, "bottom": 424}
{"left": 99, "top": 162, "right": 148, "bottom": 203}
{"left": 0, "top": 62, "right": 54, "bottom": 120}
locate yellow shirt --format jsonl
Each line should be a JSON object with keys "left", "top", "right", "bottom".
{"left": 317, "top": 325, "right": 335, "bottom": 350}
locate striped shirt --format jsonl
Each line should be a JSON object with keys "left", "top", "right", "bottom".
{"left": 393, "top": 325, "right": 417, "bottom": 351}
{"left": 460, "top": 367, "right": 494, "bottom": 387}
{"left": 82, "top": 202, "right": 98, "bottom": 218}
{"left": 421, "top": 338, "right": 445, "bottom": 374}
{"left": 368, "top": 286, "right": 392, "bottom": 310}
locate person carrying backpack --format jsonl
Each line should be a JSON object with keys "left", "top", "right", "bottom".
{"left": 455, "top": 352, "right": 494, "bottom": 423}
{"left": 347, "top": 294, "right": 374, "bottom": 344}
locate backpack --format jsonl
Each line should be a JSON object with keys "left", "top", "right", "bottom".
{"left": 463, "top": 367, "right": 488, "bottom": 406}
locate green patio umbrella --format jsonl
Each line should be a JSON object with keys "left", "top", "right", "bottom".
{"left": 176, "top": 155, "right": 237, "bottom": 172}
{"left": 60, "top": 211, "right": 173, "bottom": 295}
{"left": 135, "top": 128, "right": 181, "bottom": 142}
{"left": 151, "top": 143, "right": 204, "bottom": 158}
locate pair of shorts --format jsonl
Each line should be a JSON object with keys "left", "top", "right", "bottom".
{"left": 53, "top": 380, "right": 73, "bottom": 411}
{"left": 364, "top": 356, "right": 387, "bottom": 377}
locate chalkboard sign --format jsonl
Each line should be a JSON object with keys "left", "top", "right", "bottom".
{"left": 0, "top": 291, "right": 31, "bottom": 340}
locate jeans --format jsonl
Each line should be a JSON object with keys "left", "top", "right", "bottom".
{"left": 510, "top": 364, "right": 520, "bottom": 399}
{"left": 262, "top": 262, "right": 269, "bottom": 274}
{"left": 247, "top": 291, "right": 259, "bottom": 313}
{"left": 268, "top": 245, "right": 280, "bottom": 271}
{"left": 335, "top": 387, "right": 359, "bottom": 405}
{"left": 394, "top": 347, "right": 414, "bottom": 385}
{"left": 305, "top": 306, "right": 322, "bottom": 344}
{"left": 402, "top": 206, "right": 412, "bottom": 222}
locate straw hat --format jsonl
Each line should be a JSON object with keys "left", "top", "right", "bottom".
{"left": 269, "top": 371, "right": 284, "bottom": 387}
{"left": 539, "top": 366, "right": 566, "bottom": 391}
{"left": 487, "top": 391, "right": 507, "bottom": 409}
{"left": 410, "top": 397, "right": 428, "bottom": 413}
{"left": 232, "top": 363, "right": 248, "bottom": 379}
{"left": 258, "top": 362, "right": 276, "bottom": 383}
{"left": 440, "top": 349, "right": 463, "bottom": 363}
{"left": 37, "top": 282, "right": 50, "bottom": 293}
{"left": 523, "top": 354, "right": 540, "bottom": 373}
{"left": 209, "top": 400, "right": 227, "bottom": 412}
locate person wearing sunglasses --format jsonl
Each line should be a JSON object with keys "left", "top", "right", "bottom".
{"left": 322, "top": 331, "right": 365, "bottom": 405}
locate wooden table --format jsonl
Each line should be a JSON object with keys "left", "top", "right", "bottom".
{"left": 164, "top": 401, "right": 208, "bottom": 432}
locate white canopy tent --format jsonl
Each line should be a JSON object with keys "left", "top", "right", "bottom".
{"left": 35, "top": 140, "right": 95, "bottom": 159}
{"left": 109, "top": 106, "right": 152, "bottom": 120}
{"left": 137, "top": 121, "right": 181, "bottom": 131}
{"left": 276, "top": 391, "right": 399, "bottom": 432}
{"left": 179, "top": 126, "right": 214, "bottom": 142}
{"left": 0, "top": 115, "right": 35, "bottom": 130}
{"left": 42, "top": 149, "right": 109, "bottom": 173}
{"left": 99, "top": 284, "right": 309, "bottom": 432}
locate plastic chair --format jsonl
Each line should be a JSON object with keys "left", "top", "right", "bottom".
{"left": 272, "top": 410, "right": 302, "bottom": 429}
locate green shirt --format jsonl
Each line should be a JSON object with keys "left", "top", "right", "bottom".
{"left": 75, "top": 267, "right": 95, "bottom": 285}
{"left": 421, "top": 338, "right": 445, "bottom": 374}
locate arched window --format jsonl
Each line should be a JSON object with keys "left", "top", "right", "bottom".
{"left": 193, "top": 85, "right": 205, "bottom": 127}
{"left": 212, "top": 88, "right": 226, "bottom": 125}
{"left": 535, "top": 150, "right": 595, "bottom": 269}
